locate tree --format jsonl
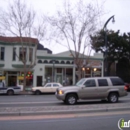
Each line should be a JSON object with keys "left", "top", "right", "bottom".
{"left": 48, "top": 0, "right": 103, "bottom": 80}
{"left": 90, "top": 29, "right": 130, "bottom": 76}
{"left": 0, "top": 0, "right": 46, "bottom": 91}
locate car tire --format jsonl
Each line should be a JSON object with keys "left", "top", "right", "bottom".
{"left": 108, "top": 93, "right": 118, "bottom": 103}
{"left": 7, "top": 90, "right": 14, "bottom": 95}
{"left": 35, "top": 90, "right": 41, "bottom": 95}
{"left": 65, "top": 94, "right": 77, "bottom": 105}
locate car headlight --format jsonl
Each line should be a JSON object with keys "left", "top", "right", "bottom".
{"left": 58, "top": 90, "right": 64, "bottom": 95}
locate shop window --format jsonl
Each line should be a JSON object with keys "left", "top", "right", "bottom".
{"left": 0, "top": 47, "right": 5, "bottom": 60}
{"left": 19, "top": 47, "right": 26, "bottom": 61}
{"left": 12, "top": 47, "right": 16, "bottom": 61}
{"left": 57, "top": 68, "right": 62, "bottom": 73}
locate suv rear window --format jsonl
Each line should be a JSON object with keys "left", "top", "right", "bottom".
{"left": 110, "top": 78, "right": 124, "bottom": 86}
{"left": 98, "top": 79, "right": 108, "bottom": 86}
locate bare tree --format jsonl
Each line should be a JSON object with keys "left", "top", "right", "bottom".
{"left": 48, "top": 0, "right": 103, "bottom": 80}
{"left": 0, "top": 0, "right": 46, "bottom": 91}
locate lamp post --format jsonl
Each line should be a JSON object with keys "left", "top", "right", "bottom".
{"left": 103, "top": 15, "right": 115, "bottom": 76}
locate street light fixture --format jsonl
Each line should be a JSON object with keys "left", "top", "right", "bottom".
{"left": 103, "top": 15, "right": 115, "bottom": 76}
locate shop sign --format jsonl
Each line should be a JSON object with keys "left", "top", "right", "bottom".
{"left": 0, "top": 76, "right": 5, "bottom": 80}
{"left": 18, "top": 76, "right": 24, "bottom": 80}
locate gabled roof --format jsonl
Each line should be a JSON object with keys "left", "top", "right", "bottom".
{"left": 0, "top": 36, "right": 39, "bottom": 44}
{"left": 54, "top": 50, "right": 86, "bottom": 57}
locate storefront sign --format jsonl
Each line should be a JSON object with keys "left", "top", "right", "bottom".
{"left": 18, "top": 76, "right": 24, "bottom": 80}
{"left": 0, "top": 76, "right": 5, "bottom": 80}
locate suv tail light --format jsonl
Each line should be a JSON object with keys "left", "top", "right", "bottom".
{"left": 124, "top": 86, "right": 128, "bottom": 91}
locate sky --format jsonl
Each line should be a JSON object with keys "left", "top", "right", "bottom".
{"left": 0, "top": 0, "right": 130, "bottom": 54}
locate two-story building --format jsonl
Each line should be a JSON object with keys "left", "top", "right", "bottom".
{"left": 0, "top": 36, "right": 104, "bottom": 89}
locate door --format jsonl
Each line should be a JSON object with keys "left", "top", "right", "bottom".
{"left": 56, "top": 74, "right": 62, "bottom": 84}
{"left": 37, "top": 76, "right": 42, "bottom": 86}
{"left": 8, "top": 76, "right": 17, "bottom": 86}
{"left": 96, "top": 79, "right": 109, "bottom": 98}
{"left": 79, "top": 79, "right": 98, "bottom": 99}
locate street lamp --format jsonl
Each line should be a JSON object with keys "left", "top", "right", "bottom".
{"left": 103, "top": 15, "right": 115, "bottom": 76}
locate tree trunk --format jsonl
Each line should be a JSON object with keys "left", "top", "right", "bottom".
{"left": 77, "top": 67, "right": 82, "bottom": 81}
{"left": 23, "top": 64, "right": 27, "bottom": 92}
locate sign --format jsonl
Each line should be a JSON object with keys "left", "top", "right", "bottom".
{"left": 118, "top": 118, "right": 130, "bottom": 130}
{"left": 18, "top": 76, "right": 24, "bottom": 80}
{"left": 0, "top": 76, "right": 5, "bottom": 80}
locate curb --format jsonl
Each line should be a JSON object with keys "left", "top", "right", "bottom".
{"left": 0, "top": 106, "right": 130, "bottom": 116}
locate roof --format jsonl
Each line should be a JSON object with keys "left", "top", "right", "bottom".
{"left": 0, "top": 36, "right": 39, "bottom": 44}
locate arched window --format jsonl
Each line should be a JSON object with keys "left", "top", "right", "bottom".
{"left": 43, "top": 60, "right": 48, "bottom": 63}
{"left": 55, "top": 60, "right": 59, "bottom": 64}
{"left": 61, "top": 61, "right": 65, "bottom": 64}
{"left": 38, "top": 60, "right": 42, "bottom": 63}
{"left": 66, "top": 61, "right": 70, "bottom": 64}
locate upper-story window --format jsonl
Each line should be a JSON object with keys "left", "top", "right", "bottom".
{"left": 0, "top": 47, "right": 5, "bottom": 60}
{"left": 19, "top": 48, "right": 26, "bottom": 61}
{"left": 29, "top": 48, "right": 33, "bottom": 62}
{"left": 12, "top": 47, "right": 16, "bottom": 61}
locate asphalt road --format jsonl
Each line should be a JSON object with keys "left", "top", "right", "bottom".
{"left": 0, "top": 111, "right": 130, "bottom": 130}
{"left": 0, "top": 93, "right": 130, "bottom": 107}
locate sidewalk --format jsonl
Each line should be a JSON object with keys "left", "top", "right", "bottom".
{"left": 0, "top": 102, "right": 130, "bottom": 116}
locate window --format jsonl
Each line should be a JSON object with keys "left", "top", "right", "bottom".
{"left": 12, "top": 48, "right": 16, "bottom": 61}
{"left": 98, "top": 79, "right": 108, "bottom": 86}
{"left": 19, "top": 48, "right": 26, "bottom": 61}
{"left": 76, "top": 78, "right": 86, "bottom": 86}
{"left": 29, "top": 48, "right": 33, "bottom": 62}
{"left": 46, "top": 84, "right": 51, "bottom": 87}
{"left": 0, "top": 47, "right": 5, "bottom": 60}
{"left": 84, "top": 79, "right": 96, "bottom": 87}
{"left": 110, "top": 78, "right": 124, "bottom": 86}
{"left": 53, "top": 84, "right": 59, "bottom": 87}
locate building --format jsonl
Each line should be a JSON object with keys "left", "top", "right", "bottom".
{"left": 0, "top": 36, "right": 104, "bottom": 89}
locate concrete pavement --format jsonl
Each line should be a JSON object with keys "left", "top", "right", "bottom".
{"left": 0, "top": 100, "right": 130, "bottom": 116}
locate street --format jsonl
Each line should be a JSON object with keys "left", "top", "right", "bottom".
{"left": 0, "top": 111, "right": 130, "bottom": 130}
{"left": 0, "top": 93, "right": 130, "bottom": 108}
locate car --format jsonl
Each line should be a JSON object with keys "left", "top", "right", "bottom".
{"left": 55, "top": 77, "right": 128, "bottom": 105}
{"left": 0, "top": 82, "right": 21, "bottom": 95}
{"left": 31, "top": 82, "right": 63, "bottom": 95}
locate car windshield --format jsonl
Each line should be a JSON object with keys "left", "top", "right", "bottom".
{"left": 75, "top": 78, "right": 86, "bottom": 87}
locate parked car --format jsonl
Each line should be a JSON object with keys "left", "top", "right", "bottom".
{"left": 55, "top": 77, "right": 128, "bottom": 105}
{"left": 32, "top": 82, "right": 63, "bottom": 95}
{"left": 0, "top": 82, "right": 21, "bottom": 95}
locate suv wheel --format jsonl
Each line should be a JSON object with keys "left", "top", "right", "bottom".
{"left": 66, "top": 94, "right": 77, "bottom": 105}
{"left": 108, "top": 93, "right": 118, "bottom": 103}
{"left": 35, "top": 90, "right": 41, "bottom": 95}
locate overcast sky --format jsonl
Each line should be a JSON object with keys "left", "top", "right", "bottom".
{"left": 0, "top": 0, "right": 130, "bottom": 54}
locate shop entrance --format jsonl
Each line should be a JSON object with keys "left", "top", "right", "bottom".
{"left": 8, "top": 76, "right": 17, "bottom": 86}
